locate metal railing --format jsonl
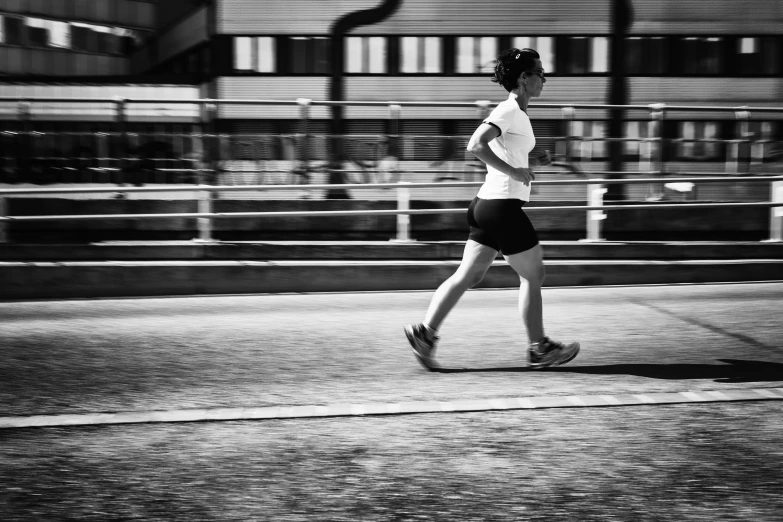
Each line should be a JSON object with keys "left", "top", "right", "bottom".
{"left": 1, "top": 98, "right": 782, "bottom": 243}
{"left": 2, "top": 97, "right": 782, "bottom": 189}
{"left": 1, "top": 174, "right": 782, "bottom": 244}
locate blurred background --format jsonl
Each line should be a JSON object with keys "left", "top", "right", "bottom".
{"left": 0, "top": 0, "right": 781, "bottom": 203}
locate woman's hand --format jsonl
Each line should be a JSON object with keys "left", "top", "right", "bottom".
{"left": 509, "top": 167, "right": 536, "bottom": 185}
{"left": 530, "top": 150, "right": 552, "bottom": 167}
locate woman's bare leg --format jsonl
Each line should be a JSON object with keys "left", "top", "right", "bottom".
{"left": 423, "top": 240, "right": 498, "bottom": 331}
{"left": 503, "top": 244, "right": 546, "bottom": 343}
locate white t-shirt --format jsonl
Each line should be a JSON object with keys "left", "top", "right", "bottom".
{"left": 476, "top": 92, "right": 536, "bottom": 201}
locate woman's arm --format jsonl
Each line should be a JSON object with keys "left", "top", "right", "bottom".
{"left": 466, "top": 123, "right": 535, "bottom": 185}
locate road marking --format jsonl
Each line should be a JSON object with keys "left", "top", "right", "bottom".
{"left": 633, "top": 394, "right": 657, "bottom": 404}
{"left": 1, "top": 388, "right": 781, "bottom": 430}
{"left": 755, "top": 388, "right": 783, "bottom": 399}
{"left": 680, "top": 392, "right": 705, "bottom": 402}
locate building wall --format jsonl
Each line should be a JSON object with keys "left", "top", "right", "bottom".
{"left": 217, "top": 0, "right": 378, "bottom": 34}
{"left": 629, "top": 0, "right": 783, "bottom": 34}
{"left": 348, "top": 0, "right": 611, "bottom": 36}
{"left": 157, "top": 6, "right": 209, "bottom": 63}
{"left": 0, "top": 0, "right": 157, "bottom": 30}
{"left": 215, "top": 76, "right": 611, "bottom": 120}
{"left": 0, "top": 84, "right": 201, "bottom": 122}
{"left": 0, "top": 47, "right": 130, "bottom": 76}
{"left": 157, "top": 0, "right": 207, "bottom": 30}
{"left": 627, "top": 78, "right": 783, "bottom": 112}
{"left": 216, "top": 0, "right": 783, "bottom": 35}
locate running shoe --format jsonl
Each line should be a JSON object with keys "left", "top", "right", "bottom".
{"left": 404, "top": 324, "right": 439, "bottom": 370}
{"left": 528, "top": 336, "right": 580, "bottom": 369}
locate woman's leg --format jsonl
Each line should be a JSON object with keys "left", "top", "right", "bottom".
{"left": 423, "top": 239, "right": 498, "bottom": 331}
{"left": 503, "top": 244, "right": 546, "bottom": 343}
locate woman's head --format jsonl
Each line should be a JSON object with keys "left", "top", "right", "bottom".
{"left": 491, "top": 48, "right": 545, "bottom": 94}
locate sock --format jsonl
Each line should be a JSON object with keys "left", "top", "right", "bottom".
{"left": 531, "top": 336, "right": 549, "bottom": 350}
{"left": 422, "top": 323, "right": 438, "bottom": 339}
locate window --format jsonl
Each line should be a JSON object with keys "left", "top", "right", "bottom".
{"left": 625, "top": 37, "right": 667, "bottom": 74}
{"left": 569, "top": 121, "right": 607, "bottom": 159}
{"left": 737, "top": 37, "right": 780, "bottom": 76}
{"left": 761, "top": 37, "right": 781, "bottom": 75}
{"left": 257, "top": 37, "right": 275, "bottom": 73}
{"left": 3, "top": 16, "right": 23, "bottom": 46}
{"left": 234, "top": 37, "right": 253, "bottom": 70}
{"left": 26, "top": 17, "right": 49, "bottom": 47}
{"left": 590, "top": 37, "right": 610, "bottom": 73}
{"left": 678, "top": 122, "right": 720, "bottom": 159}
{"left": 622, "top": 121, "right": 655, "bottom": 157}
{"left": 288, "top": 36, "right": 330, "bottom": 74}
{"left": 561, "top": 37, "right": 609, "bottom": 74}
{"left": 234, "top": 36, "right": 275, "bottom": 72}
{"left": 400, "top": 36, "right": 441, "bottom": 73}
{"left": 70, "top": 22, "right": 113, "bottom": 53}
{"left": 456, "top": 36, "right": 497, "bottom": 74}
{"left": 345, "top": 36, "right": 386, "bottom": 73}
{"left": 50, "top": 21, "right": 70, "bottom": 49}
{"left": 682, "top": 37, "right": 724, "bottom": 75}
{"left": 512, "top": 37, "right": 555, "bottom": 72}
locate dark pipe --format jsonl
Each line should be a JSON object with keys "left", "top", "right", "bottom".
{"left": 607, "top": 0, "right": 633, "bottom": 201}
{"left": 327, "top": 0, "right": 401, "bottom": 198}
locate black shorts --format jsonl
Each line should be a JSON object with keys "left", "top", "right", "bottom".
{"left": 467, "top": 197, "right": 539, "bottom": 255}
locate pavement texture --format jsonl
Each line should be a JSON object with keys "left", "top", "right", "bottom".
{"left": 1, "top": 283, "right": 782, "bottom": 520}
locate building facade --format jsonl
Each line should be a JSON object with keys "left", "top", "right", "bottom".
{"left": 0, "top": 0, "right": 158, "bottom": 77}
{"left": 1, "top": 0, "right": 782, "bottom": 187}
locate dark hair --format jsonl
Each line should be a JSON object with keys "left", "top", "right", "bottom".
{"left": 491, "top": 48, "right": 540, "bottom": 92}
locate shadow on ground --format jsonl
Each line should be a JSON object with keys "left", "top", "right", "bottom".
{"left": 435, "top": 359, "right": 783, "bottom": 384}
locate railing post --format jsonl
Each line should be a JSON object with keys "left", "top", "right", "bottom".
{"left": 388, "top": 102, "right": 401, "bottom": 161}
{"left": 200, "top": 101, "right": 217, "bottom": 185}
{"left": 18, "top": 99, "right": 31, "bottom": 183}
{"left": 728, "top": 107, "right": 751, "bottom": 174}
{"left": 647, "top": 103, "right": 666, "bottom": 201}
{"left": 217, "top": 133, "right": 230, "bottom": 185}
{"left": 764, "top": 180, "right": 783, "bottom": 242}
{"left": 475, "top": 100, "right": 491, "bottom": 121}
{"left": 559, "top": 106, "right": 575, "bottom": 162}
{"left": 391, "top": 181, "right": 414, "bottom": 242}
{"left": 296, "top": 98, "right": 311, "bottom": 177}
{"left": 649, "top": 104, "right": 666, "bottom": 173}
{"left": 0, "top": 197, "right": 7, "bottom": 243}
{"left": 113, "top": 96, "right": 127, "bottom": 186}
{"left": 582, "top": 182, "right": 607, "bottom": 241}
{"left": 98, "top": 132, "right": 112, "bottom": 183}
{"left": 382, "top": 103, "right": 402, "bottom": 183}
{"left": 195, "top": 188, "right": 213, "bottom": 242}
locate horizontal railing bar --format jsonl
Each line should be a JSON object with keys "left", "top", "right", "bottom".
{"left": 5, "top": 131, "right": 782, "bottom": 144}
{"left": 2, "top": 201, "right": 782, "bottom": 222}
{"left": 1, "top": 176, "right": 781, "bottom": 196}
{"left": 2, "top": 97, "right": 782, "bottom": 112}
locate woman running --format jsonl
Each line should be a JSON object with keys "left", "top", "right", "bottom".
{"left": 404, "top": 48, "right": 580, "bottom": 370}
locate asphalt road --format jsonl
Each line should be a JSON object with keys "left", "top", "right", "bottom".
{"left": 1, "top": 283, "right": 782, "bottom": 520}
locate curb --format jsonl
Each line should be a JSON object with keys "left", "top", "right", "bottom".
{"left": 2, "top": 259, "right": 782, "bottom": 300}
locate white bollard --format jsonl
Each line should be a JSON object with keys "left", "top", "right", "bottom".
{"left": 391, "top": 181, "right": 414, "bottom": 242}
{"left": 763, "top": 180, "right": 783, "bottom": 242}
{"left": 581, "top": 183, "right": 607, "bottom": 242}
{"left": 195, "top": 189, "right": 213, "bottom": 242}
